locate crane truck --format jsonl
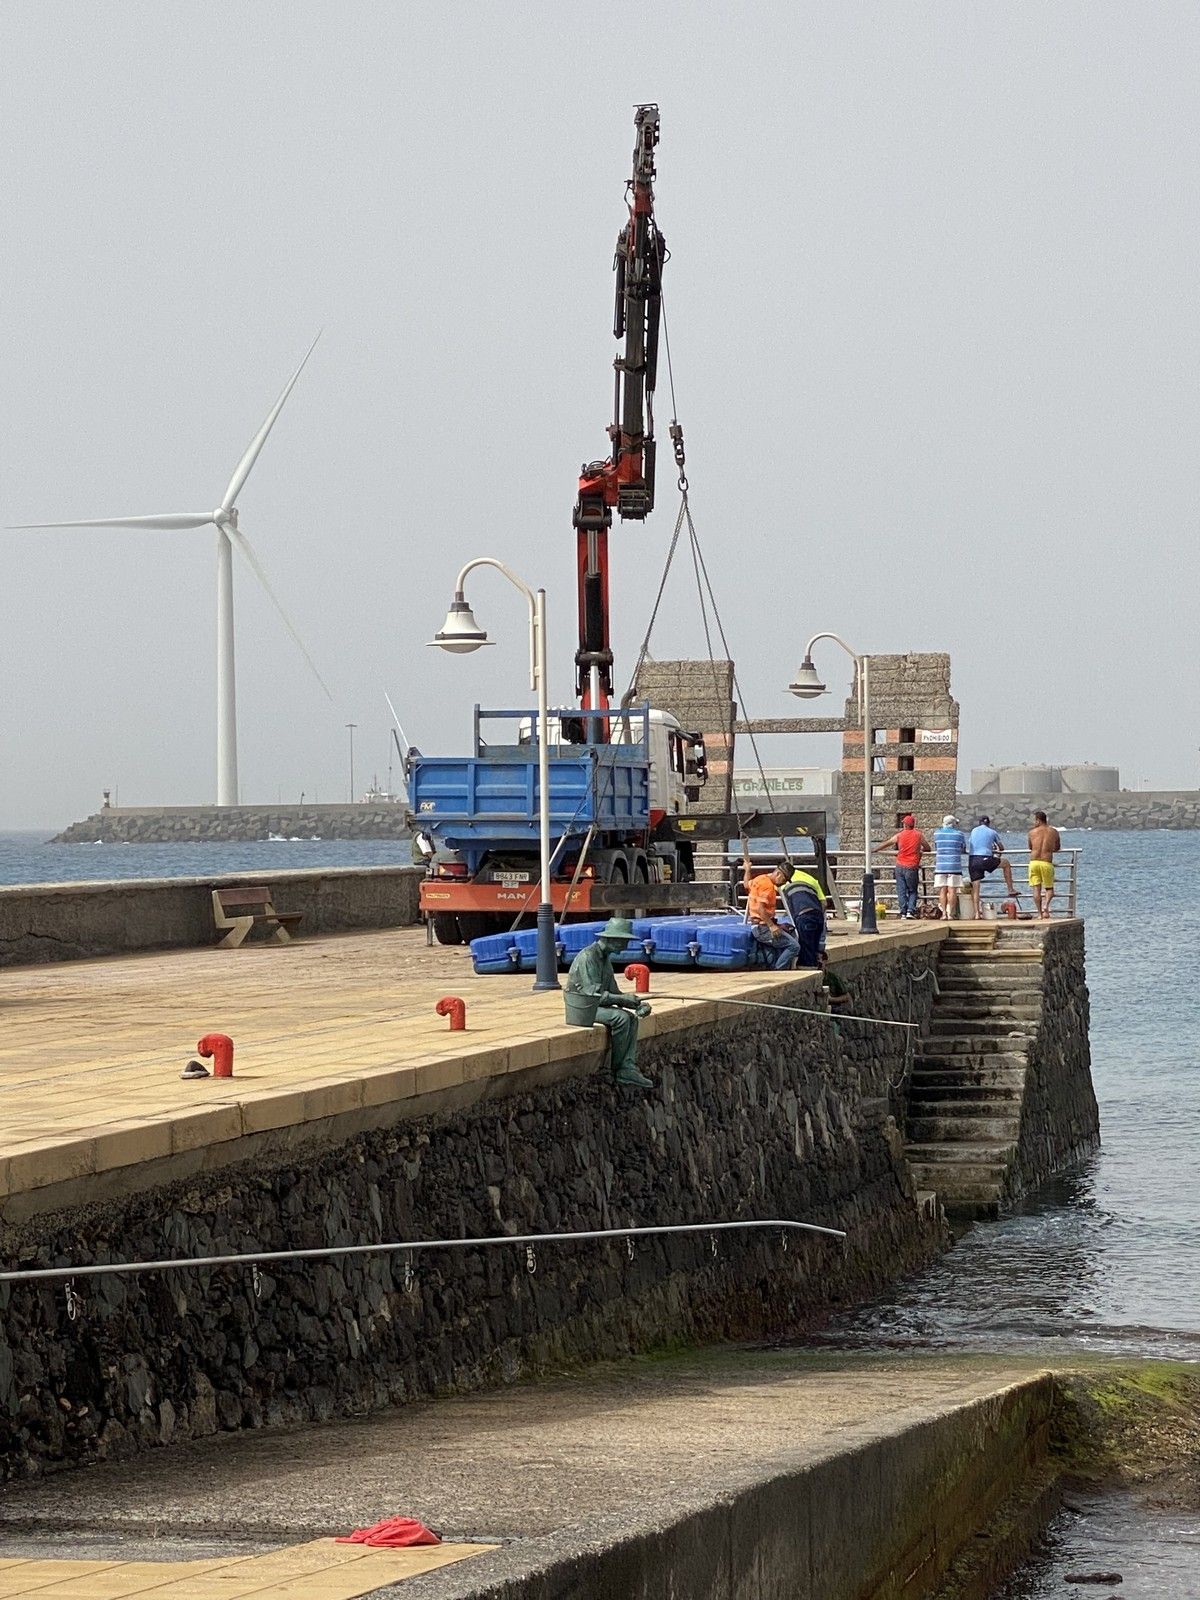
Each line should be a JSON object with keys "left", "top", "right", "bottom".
{"left": 409, "top": 107, "right": 826, "bottom": 945}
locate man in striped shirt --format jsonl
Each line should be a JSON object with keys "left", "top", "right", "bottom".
{"left": 931, "top": 814, "right": 968, "bottom": 920}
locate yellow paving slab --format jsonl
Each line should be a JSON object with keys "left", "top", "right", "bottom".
{"left": 0, "top": 1563, "right": 125, "bottom": 1596}
{"left": 19, "top": 1558, "right": 240, "bottom": 1598}
{"left": 0, "top": 1540, "right": 495, "bottom": 1598}
{"left": 0, "top": 922, "right": 943, "bottom": 1203}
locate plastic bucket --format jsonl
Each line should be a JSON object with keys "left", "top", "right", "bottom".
{"left": 564, "top": 991, "right": 602, "bottom": 1028}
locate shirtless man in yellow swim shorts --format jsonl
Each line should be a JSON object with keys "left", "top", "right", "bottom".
{"left": 1027, "top": 810, "right": 1062, "bottom": 919}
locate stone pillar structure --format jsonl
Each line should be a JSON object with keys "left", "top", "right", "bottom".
{"left": 839, "top": 652, "right": 959, "bottom": 853}
{"left": 633, "top": 659, "right": 735, "bottom": 814}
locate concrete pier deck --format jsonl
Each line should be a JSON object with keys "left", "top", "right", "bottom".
{"left": 0, "top": 922, "right": 943, "bottom": 1218}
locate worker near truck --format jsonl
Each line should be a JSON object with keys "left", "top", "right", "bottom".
{"left": 741, "top": 846, "right": 799, "bottom": 969}
{"left": 784, "top": 864, "right": 829, "bottom": 968}
{"left": 564, "top": 917, "right": 654, "bottom": 1089}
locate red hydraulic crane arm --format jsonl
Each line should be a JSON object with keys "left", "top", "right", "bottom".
{"left": 573, "top": 103, "right": 665, "bottom": 724}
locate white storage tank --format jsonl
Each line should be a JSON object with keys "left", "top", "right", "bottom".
{"left": 1059, "top": 763, "right": 1120, "bottom": 794}
{"left": 999, "top": 765, "right": 1061, "bottom": 794}
{"left": 971, "top": 768, "right": 1004, "bottom": 794}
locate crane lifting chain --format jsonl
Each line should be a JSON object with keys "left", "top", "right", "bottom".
{"left": 669, "top": 419, "right": 687, "bottom": 492}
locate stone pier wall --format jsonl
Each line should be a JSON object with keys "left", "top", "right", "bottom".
{"left": 0, "top": 867, "right": 423, "bottom": 967}
{"left": 1015, "top": 921, "right": 1099, "bottom": 1191}
{"left": 0, "top": 945, "right": 943, "bottom": 1480}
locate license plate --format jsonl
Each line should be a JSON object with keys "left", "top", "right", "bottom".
{"left": 498, "top": 871, "right": 531, "bottom": 886}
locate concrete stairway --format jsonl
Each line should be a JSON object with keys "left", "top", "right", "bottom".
{"left": 904, "top": 925, "right": 1045, "bottom": 1217}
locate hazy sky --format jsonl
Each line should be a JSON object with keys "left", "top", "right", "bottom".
{"left": 2, "top": 1, "right": 1197, "bottom": 828}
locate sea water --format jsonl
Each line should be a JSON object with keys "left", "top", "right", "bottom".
{"left": 828, "top": 829, "right": 1200, "bottom": 1357}
{"left": 822, "top": 830, "right": 1200, "bottom": 1596}
{"left": 0, "top": 831, "right": 413, "bottom": 886}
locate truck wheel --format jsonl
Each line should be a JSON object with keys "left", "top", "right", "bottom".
{"left": 432, "top": 914, "right": 464, "bottom": 946}
{"left": 633, "top": 857, "right": 650, "bottom": 884}
{"left": 608, "top": 859, "right": 629, "bottom": 884}
{"left": 457, "top": 914, "right": 496, "bottom": 943}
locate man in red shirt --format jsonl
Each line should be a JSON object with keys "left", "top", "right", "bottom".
{"left": 872, "top": 815, "right": 929, "bottom": 919}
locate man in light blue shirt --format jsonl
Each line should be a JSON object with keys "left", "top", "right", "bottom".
{"left": 966, "top": 814, "right": 1018, "bottom": 918}
{"left": 931, "top": 814, "right": 968, "bottom": 920}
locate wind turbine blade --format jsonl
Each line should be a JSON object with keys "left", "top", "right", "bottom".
{"left": 225, "top": 525, "right": 333, "bottom": 700}
{"left": 383, "top": 691, "right": 410, "bottom": 754}
{"left": 389, "top": 726, "right": 410, "bottom": 804}
{"left": 8, "top": 512, "right": 214, "bottom": 531}
{"left": 221, "top": 332, "right": 322, "bottom": 512}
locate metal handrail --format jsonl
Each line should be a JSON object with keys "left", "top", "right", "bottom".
{"left": 690, "top": 844, "right": 1081, "bottom": 918}
{"left": 0, "top": 1218, "right": 845, "bottom": 1289}
{"left": 837, "top": 846, "right": 1082, "bottom": 918}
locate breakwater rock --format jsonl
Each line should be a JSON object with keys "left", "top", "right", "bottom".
{"left": 955, "top": 790, "right": 1200, "bottom": 831}
{"left": 54, "top": 804, "right": 413, "bottom": 845}
{"left": 0, "top": 948, "right": 945, "bottom": 1478}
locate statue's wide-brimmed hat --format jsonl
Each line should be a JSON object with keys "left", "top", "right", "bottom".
{"left": 599, "top": 916, "right": 635, "bottom": 942}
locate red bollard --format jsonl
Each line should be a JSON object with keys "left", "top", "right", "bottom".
{"left": 197, "top": 1033, "right": 234, "bottom": 1078}
{"left": 626, "top": 963, "right": 651, "bottom": 994}
{"left": 435, "top": 996, "right": 467, "bottom": 1031}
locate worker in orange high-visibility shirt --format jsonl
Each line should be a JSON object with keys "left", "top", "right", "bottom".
{"left": 741, "top": 844, "right": 800, "bottom": 969}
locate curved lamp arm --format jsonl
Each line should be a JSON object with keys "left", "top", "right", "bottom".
{"left": 454, "top": 556, "right": 535, "bottom": 607}
{"left": 802, "top": 631, "right": 859, "bottom": 667}
{"left": 803, "top": 631, "right": 863, "bottom": 719}
{"left": 454, "top": 557, "right": 539, "bottom": 691}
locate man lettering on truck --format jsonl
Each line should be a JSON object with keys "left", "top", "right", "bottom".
{"left": 741, "top": 845, "right": 799, "bottom": 970}
{"left": 1027, "top": 810, "right": 1062, "bottom": 919}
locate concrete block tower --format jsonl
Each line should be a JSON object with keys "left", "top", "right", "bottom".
{"left": 633, "top": 658, "right": 735, "bottom": 814}
{"left": 839, "top": 652, "right": 959, "bottom": 853}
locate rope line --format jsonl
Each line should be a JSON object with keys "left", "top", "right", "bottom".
{"left": 648, "top": 991, "right": 920, "bottom": 1030}
{"left": 0, "top": 1218, "right": 846, "bottom": 1287}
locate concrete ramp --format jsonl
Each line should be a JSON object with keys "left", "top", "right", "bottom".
{"left": 0, "top": 1350, "right": 1053, "bottom": 1600}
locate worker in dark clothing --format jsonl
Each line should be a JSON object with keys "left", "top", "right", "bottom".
{"left": 818, "top": 951, "right": 849, "bottom": 1009}
{"left": 783, "top": 865, "right": 828, "bottom": 968}
{"left": 564, "top": 916, "right": 653, "bottom": 1088}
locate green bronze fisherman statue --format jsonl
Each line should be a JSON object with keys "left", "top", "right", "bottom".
{"left": 563, "top": 917, "right": 653, "bottom": 1088}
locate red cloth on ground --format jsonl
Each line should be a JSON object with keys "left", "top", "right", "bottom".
{"left": 335, "top": 1516, "right": 441, "bottom": 1547}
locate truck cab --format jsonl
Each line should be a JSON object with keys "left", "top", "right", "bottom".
{"left": 517, "top": 709, "right": 707, "bottom": 821}
{"left": 409, "top": 703, "right": 709, "bottom": 944}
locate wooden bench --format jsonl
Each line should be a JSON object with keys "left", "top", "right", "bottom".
{"left": 211, "top": 886, "right": 304, "bottom": 949}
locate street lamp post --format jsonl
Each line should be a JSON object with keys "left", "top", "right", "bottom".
{"left": 787, "top": 632, "right": 878, "bottom": 934}
{"left": 428, "top": 558, "right": 560, "bottom": 991}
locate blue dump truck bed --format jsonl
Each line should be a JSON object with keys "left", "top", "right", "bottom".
{"left": 408, "top": 742, "right": 650, "bottom": 852}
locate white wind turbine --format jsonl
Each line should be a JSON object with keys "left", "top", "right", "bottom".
{"left": 11, "top": 336, "right": 331, "bottom": 806}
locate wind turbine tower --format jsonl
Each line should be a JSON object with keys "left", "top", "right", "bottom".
{"left": 12, "top": 337, "right": 330, "bottom": 805}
